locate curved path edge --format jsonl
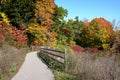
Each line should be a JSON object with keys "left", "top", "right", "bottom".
{"left": 12, "top": 51, "right": 54, "bottom": 80}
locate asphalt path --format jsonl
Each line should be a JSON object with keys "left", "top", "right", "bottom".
{"left": 12, "top": 51, "right": 54, "bottom": 80}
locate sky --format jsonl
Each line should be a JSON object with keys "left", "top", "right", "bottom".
{"left": 55, "top": 0, "right": 120, "bottom": 22}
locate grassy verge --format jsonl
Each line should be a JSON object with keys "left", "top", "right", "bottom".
{"left": 0, "top": 43, "right": 30, "bottom": 80}
{"left": 53, "top": 70, "right": 76, "bottom": 80}
{"left": 65, "top": 52, "right": 120, "bottom": 80}
{"left": 38, "top": 44, "right": 120, "bottom": 80}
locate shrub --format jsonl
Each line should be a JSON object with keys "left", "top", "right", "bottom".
{"left": 0, "top": 21, "right": 12, "bottom": 42}
{"left": 0, "top": 21, "right": 28, "bottom": 48}
{"left": 84, "top": 48, "right": 100, "bottom": 54}
{"left": 71, "top": 46, "right": 84, "bottom": 52}
{"left": 110, "top": 30, "right": 120, "bottom": 53}
{"left": 11, "top": 27, "right": 28, "bottom": 48}
{"left": 0, "top": 12, "right": 10, "bottom": 24}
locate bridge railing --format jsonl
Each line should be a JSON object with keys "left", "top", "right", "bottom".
{"left": 40, "top": 46, "right": 66, "bottom": 64}
{"left": 39, "top": 46, "right": 67, "bottom": 70}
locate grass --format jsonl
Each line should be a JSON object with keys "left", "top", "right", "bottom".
{"left": 0, "top": 42, "right": 30, "bottom": 80}
{"left": 53, "top": 70, "right": 76, "bottom": 80}
{"left": 65, "top": 51, "right": 120, "bottom": 80}
{"left": 38, "top": 44, "right": 120, "bottom": 80}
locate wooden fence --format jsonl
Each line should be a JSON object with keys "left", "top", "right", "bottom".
{"left": 40, "top": 46, "right": 66, "bottom": 64}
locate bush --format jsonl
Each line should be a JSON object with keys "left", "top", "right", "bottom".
{"left": 11, "top": 27, "right": 28, "bottom": 48}
{"left": 110, "top": 30, "right": 120, "bottom": 53}
{"left": 0, "top": 21, "right": 12, "bottom": 42}
{"left": 71, "top": 46, "right": 84, "bottom": 52}
{"left": 0, "top": 21, "right": 28, "bottom": 48}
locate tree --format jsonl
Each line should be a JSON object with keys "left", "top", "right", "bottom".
{"left": 52, "top": 5, "right": 68, "bottom": 33}
{"left": 53, "top": 6, "right": 68, "bottom": 24}
{"left": 73, "top": 18, "right": 85, "bottom": 45}
{"left": 0, "top": 0, "right": 35, "bottom": 27}
{"left": 35, "top": 0, "right": 55, "bottom": 27}
{"left": 80, "top": 18, "right": 113, "bottom": 50}
{"left": 26, "top": 22, "right": 57, "bottom": 46}
{"left": 94, "top": 18, "right": 113, "bottom": 36}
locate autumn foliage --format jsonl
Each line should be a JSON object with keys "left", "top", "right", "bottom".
{"left": 0, "top": 0, "right": 118, "bottom": 52}
{"left": 1, "top": 1, "right": 120, "bottom": 80}
{"left": 0, "top": 21, "right": 12, "bottom": 42}
{"left": 71, "top": 46, "right": 84, "bottom": 52}
{"left": 80, "top": 18, "right": 113, "bottom": 50}
{"left": 0, "top": 12, "right": 28, "bottom": 47}
{"left": 35, "top": 0, "right": 55, "bottom": 27}
{"left": 26, "top": 22, "right": 57, "bottom": 46}
{"left": 11, "top": 27, "right": 28, "bottom": 46}
{"left": 93, "top": 18, "right": 113, "bottom": 36}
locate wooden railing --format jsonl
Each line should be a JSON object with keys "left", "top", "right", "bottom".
{"left": 40, "top": 46, "right": 66, "bottom": 64}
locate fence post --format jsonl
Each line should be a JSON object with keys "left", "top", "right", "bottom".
{"left": 64, "top": 48, "right": 67, "bottom": 70}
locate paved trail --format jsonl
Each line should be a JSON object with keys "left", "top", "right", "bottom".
{"left": 12, "top": 52, "right": 54, "bottom": 80}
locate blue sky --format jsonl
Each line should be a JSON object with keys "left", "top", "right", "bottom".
{"left": 55, "top": 0, "right": 120, "bottom": 22}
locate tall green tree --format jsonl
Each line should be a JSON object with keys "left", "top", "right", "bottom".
{"left": 53, "top": 6, "right": 68, "bottom": 24}
{"left": 52, "top": 5, "right": 68, "bottom": 35}
{"left": 0, "top": 0, "right": 36, "bottom": 27}
{"left": 52, "top": 6, "right": 69, "bottom": 44}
